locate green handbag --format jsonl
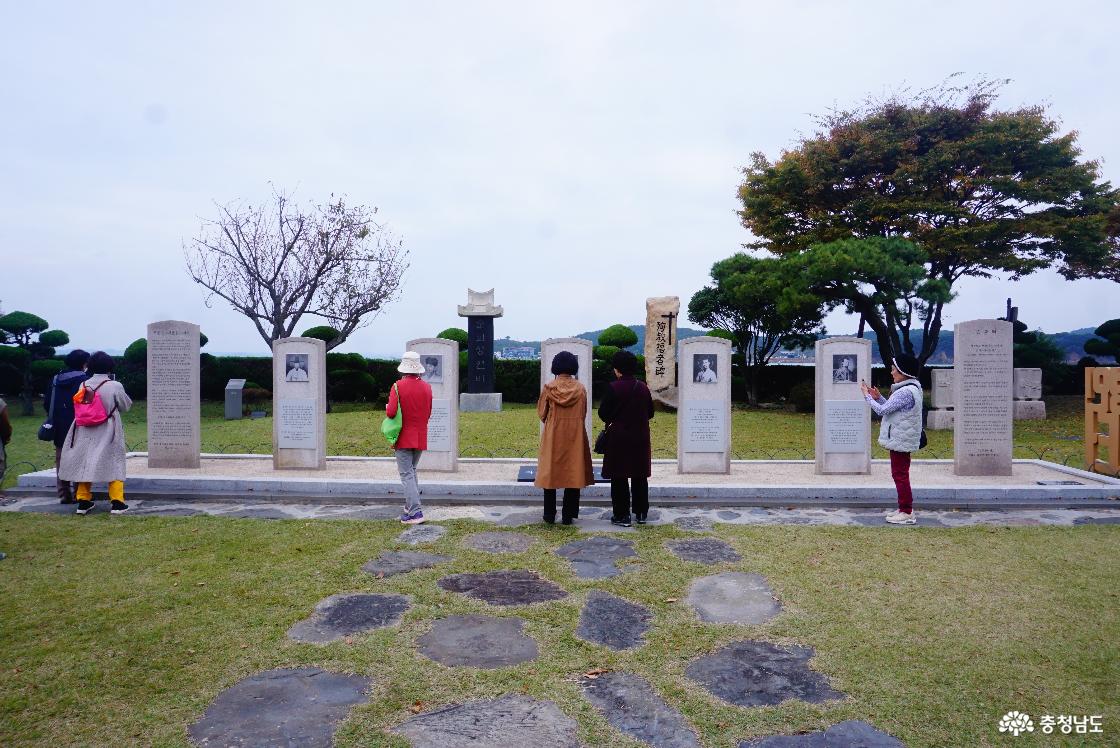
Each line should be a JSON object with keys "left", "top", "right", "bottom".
{"left": 381, "top": 383, "right": 403, "bottom": 446}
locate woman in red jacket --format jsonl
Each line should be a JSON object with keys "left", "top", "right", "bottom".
{"left": 386, "top": 352, "right": 433, "bottom": 524}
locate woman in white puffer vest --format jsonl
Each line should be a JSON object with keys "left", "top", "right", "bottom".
{"left": 861, "top": 354, "right": 924, "bottom": 525}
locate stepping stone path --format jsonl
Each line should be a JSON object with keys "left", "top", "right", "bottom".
{"left": 686, "top": 640, "right": 844, "bottom": 707}
{"left": 393, "top": 694, "right": 580, "bottom": 747}
{"left": 495, "top": 510, "right": 542, "bottom": 527}
{"left": 362, "top": 550, "right": 450, "bottom": 578}
{"left": 667, "top": 538, "right": 742, "bottom": 564}
{"left": 462, "top": 531, "right": 535, "bottom": 554}
{"left": 739, "top": 720, "right": 904, "bottom": 747}
{"left": 132, "top": 506, "right": 205, "bottom": 516}
{"left": 438, "top": 569, "right": 568, "bottom": 606}
{"left": 222, "top": 507, "right": 293, "bottom": 519}
{"left": 188, "top": 667, "right": 370, "bottom": 747}
{"left": 417, "top": 614, "right": 538, "bottom": 668}
{"left": 674, "top": 516, "right": 714, "bottom": 532}
{"left": 398, "top": 524, "right": 447, "bottom": 545}
{"left": 554, "top": 536, "right": 637, "bottom": 579}
{"left": 576, "top": 590, "right": 651, "bottom": 650}
{"left": 287, "top": 593, "right": 409, "bottom": 643}
{"left": 582, "top": 671, "right": 700, "bottom": 748}
{"left": 687, "top": 572, "right": 781, "bottom": 624}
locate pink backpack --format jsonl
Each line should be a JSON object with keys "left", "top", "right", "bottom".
{"left": 72, "top": 381, "right": 118, "bottom": 429}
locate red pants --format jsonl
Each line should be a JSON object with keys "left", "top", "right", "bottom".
{"left": 889, "top": 450, "right": 913, "bottom": 513}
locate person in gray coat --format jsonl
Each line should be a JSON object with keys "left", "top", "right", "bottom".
{"left": 58, "top": 351, "right": 133, "bottom": 515}
{"left": 862, "top": 353, "right": 924, "bottom": 525}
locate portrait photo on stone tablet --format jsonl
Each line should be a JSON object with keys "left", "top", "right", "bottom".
{"left": 285, "top": 353, "right": 310, "bottom": 382}
{"left": 832, "top": 354, "right": 858, "bottom": 383}
{"left": 693, "top": 354, "right": 718, "bottom": 384}
{"left": 420, "top": 355, "right": 443, "bottom": 384}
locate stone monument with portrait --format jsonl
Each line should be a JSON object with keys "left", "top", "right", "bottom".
{"left": 677, "top": 336, "right": 731, "bottom": 474}
{"left": 272, "top": 337, "right": 326, "bottom": 469}
{"left": 814, "top": 337, "right": 872, "bottom": 475}
{"left": 540, "top": 337, "right": 594, "bottom": 440}
{"left": 407, "top": 337, "right": 460, "bottom": 471}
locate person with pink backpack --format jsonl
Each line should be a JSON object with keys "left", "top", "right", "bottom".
{"left": 58, "top": 351, "right": 133, "bottom": 515}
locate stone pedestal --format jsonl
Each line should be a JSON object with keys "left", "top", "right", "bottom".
{"left": 540, "top": 338, "right": 593, "bottom": 440}
{"left": 224, "top": 379, "right": 245, "bottom": 420}
{"left": 927, "top": 368, "right": 954, "bottom": 431}
{"left": 926, "top": 410, "right": 955, "bottom": 430}
{"left": 147, "top": 320, "right": 201, "bottom": 469}
{"left": 458, "top": 288, "right": 503, "bottom": 409}
{"left": 1013, "top": 400, "right": 1046, "bottom": 420}
{"left": 408, "top": 338, "right": 459, "bottom": 471}
{"left": 677, "top": 337, "right": 731, "bottom": 474}
{"left": 953, "top": 319, "right": 1013, "bottom": 476}
{"left": 460, "top": 393, "right": 503, "bottom": 412}
{"left": 814, "top": 337, "right": 871, "bottom": 475}
{"left": 272, "top": 337, "right": 326, "bottom": 470}
{"left": 1013, "top": 367, "right": 1045, "bottom": 421}
{"left": 644, "top": 296, "right": 679, "bottom": 409}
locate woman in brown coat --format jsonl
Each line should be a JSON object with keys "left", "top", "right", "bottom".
{"left": 535, "top": 351, "right": 593, "bottom": 524}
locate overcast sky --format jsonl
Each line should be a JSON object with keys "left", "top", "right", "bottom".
{"left": 2, "top": 1, "right": 1117, "bottom": 356}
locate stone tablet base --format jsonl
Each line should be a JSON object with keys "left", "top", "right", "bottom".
{"left": 926, "top": 410, "right": 954, "bottom": 430}
{"left": 460, "top": 393, "right": 503, "bottom": 412}
{"left": 1013, "top": 400, "right": 1046, "bottom": 420}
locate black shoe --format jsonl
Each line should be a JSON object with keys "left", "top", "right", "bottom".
{"left": 610, "top": 516, "right": 632, "bottom": 527}
{"left": 543, "top": 515, "right": 555, "bottom": 525}
{"left": 76, "top": 500, "right": 95, "bottom": 515}
{"left": 561, "top": 517, "right": 574, "bottom": 525}
{"left": 635, "top": 513, "right": 647, "bottom": 525}
{"left": 110, "top": 501, "right": 130, "bottom": 515}
{"left": 60, "top": 497, "right": 76, "bottom": 505}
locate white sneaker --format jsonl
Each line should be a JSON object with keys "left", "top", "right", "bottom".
{"left": 885, "top": 511, "right": 916, "bottom": 525}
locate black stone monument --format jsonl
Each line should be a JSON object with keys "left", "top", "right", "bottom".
{"left": 457, "top": 288, "right": 504, "bottom": 412}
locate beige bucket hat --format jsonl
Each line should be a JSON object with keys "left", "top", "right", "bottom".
{"left": 397, "top": 351, "right": 424, "bottom": 374}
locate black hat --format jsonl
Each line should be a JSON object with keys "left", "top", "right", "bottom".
{"left": 611, "top": 349, "right": 638, "bottom": 376}
{"left": 550, "top": 351, "right": 579, "bottom": 376}
{"left": 893, "top": 354, "right": 921, "bottom": 379}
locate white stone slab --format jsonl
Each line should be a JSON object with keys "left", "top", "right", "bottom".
{"left": 1014, "top": 368, "right": 1043, "bottom": 400}
{"left": 930, "top": 368, "right": 954, "bottom": 409}
{"left": 953, "top": 319, "right": 1013, "bottom": 476}
{"left": 1013, "top": 400, "right": 1047, "bottom": 420}
{"left": 408, "top": 337, "right": 460, "bottom": 471}
{"left": 540, "top": 337, "right": 593, "bottom": 440}
{"left": 823, "top": 401, "right": 868, "bottom": 453}
{"left": 147, "top": 320, "right": 200, "bottom": 469}
{"left": 677, "top": 337, "right": 731, "bottom": 473}
{"left": 273, "top": 337, "right": 326, "bottom": 469}
{"left": 815, "top": 337, "right": 872, "bottom": 475}
{"left": 926, "top": 410, "right": 955, "bottom": 430}
{"left": 644, "top": 296, "right": 679, "bottom": 408}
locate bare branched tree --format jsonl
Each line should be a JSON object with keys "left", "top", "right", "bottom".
{"left": 185, "top": 189, "right": 408, "bottom": 350}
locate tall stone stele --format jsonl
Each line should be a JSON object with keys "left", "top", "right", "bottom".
{"left": 678, "top": 336, "right": 732, "bottom": 474}
{"left": 540, "top": 337, "right": 593, "bottom": 440}
{"left": 814, "top": 337, "right": 872, "bottom": 475}
{"left": 953, "top": 319, "right": 1013, "bottom": 476}
{"left": 644, "top": 296, "right": 680, "bottom": 409}
{"left": 272, "top": 337, "right": 327, "bottom": 470}
{"left": 407, "top": 337, "right": 460, "bottom": 472}
{"left": 458, "top": 288, "right": 503, "bottom": 413}
{"left": 147, "top": 320, "right": 201, "bottom": 469}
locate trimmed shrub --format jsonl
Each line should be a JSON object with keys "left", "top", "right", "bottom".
{"left": 328, "top": 370, "right": 378, "bottom": 402}
{"left": 788, "top": 381, "right": 814, "bottom": 412}
{"left": 593, "top": 345, "right": 620, "bottom": 361}
{"left": 124, "top": 338, "right": 147, "bottom": 364}
{"left": 437, "top": 328, "right": 468, "bottom": 347}
{"left": 598, "top": 324, "right": 638, "bottom": 348}
{"left": 302, "top": 326, "right": 341, "bottom": 345}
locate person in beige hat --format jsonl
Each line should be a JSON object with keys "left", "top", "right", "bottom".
{"left": 386, "top": 351, "right": 433, "bottom": 524}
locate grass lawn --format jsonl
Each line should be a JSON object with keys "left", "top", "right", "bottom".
{"left": 0, "top": 514, "right": 1116, "bottom": 746}
{"left": 1, "top": 397, "right": 1090, "bottom": 489}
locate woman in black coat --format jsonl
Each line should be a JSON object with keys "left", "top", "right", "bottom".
{"left": 598, "top": 350, "right": 654, "bottom": 526}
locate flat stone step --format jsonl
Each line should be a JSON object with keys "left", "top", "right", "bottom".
{"left": 417, "top": 614, "right": 538, "bottom": 668}
{"left": 392, "top": 694, "right": 580, "bottom": 747}
{"left": 576, "top": 591, "right": 651, "bottom": 650}
{"left": 555, "top": 536, "right": 638, "bottom": 579}
{"left": 438, "top": 569, "right": 568, "bottom": 606}
{"left": 287, "top": 593, "right": 409, "bottom": 643}
{"left": 686, "top": 640, "right": 844, "bottom": 707}
{"left": 739, "top": 720, "right": 904, "bottom": 747}
{"left": 581, "top": 671, "right": 700, "bottom": 748}
{"left": 687, "top": 572, "right": 781, "bottom": 625}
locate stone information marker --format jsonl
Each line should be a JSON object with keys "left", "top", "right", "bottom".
{"left": 147, "top": 320, "right": 200, "bottom": 468}
{"left": 408, "top": 337, "right": 460, "bottom": 471}
{"left": 1013, "top": 367, "right": 1046, "bottom": 420}
{"left": 954, "top": 319, "right": 1013, "bottom": 476}
{"left": 644, "top": 296, "right": 680, "bottom": 408}
{"left": 458, "top": 289, "right": 503, "bottom": 412}
{"left": 224, "top": 378, "right": 245, "bottom": 420}
{"left": 540, "top": 337, "right": 593, "bottom": 439}
{"left": 678, "top": 336, "right": 731, "bottom": 473}
{"left": 272, "top": 337, "right": 326, "bottom": 469}
{"left": 815, "top": 336, "right": 871, "bottom": 475}
{"left": 927, "top": 368, "right": 955, "bottom": 430}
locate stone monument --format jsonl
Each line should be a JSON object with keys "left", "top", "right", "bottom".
{"left": 1085, "top": 367, "right": 1120, "bottom": 477}
{"left": 407, "top": 337, "right": 459, "bottom": 471}
{"left": 677, "top": 336, "right": 731, "bottom": 474}
{"left": 147, "top": 320, "right": 201, "bottom": 469}
{"left": 926, "top": 368, "right": 954, "bottom": 430}
{"left": 224, "top": 379, "right": 245, "bottom": 420}
{"left": 814, "top": 336, "right": 872, "bottom": 475}
{"left": 1013, "top": 367, "right": 1046, "bottom": 420}
{"left": 272, "top": 337, "right": 327, "bottom": 469}
{"left": 540, "top": 337, "right": 593, "bottom": 440}
{"left": 644, "top": 296, "right": 679, "bottom": 409}
{"left": 458, "top": 288, "right": 503, "bottom": 413}
{"left": 953, "top": 319, "right": 1013, "bottom": 476}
